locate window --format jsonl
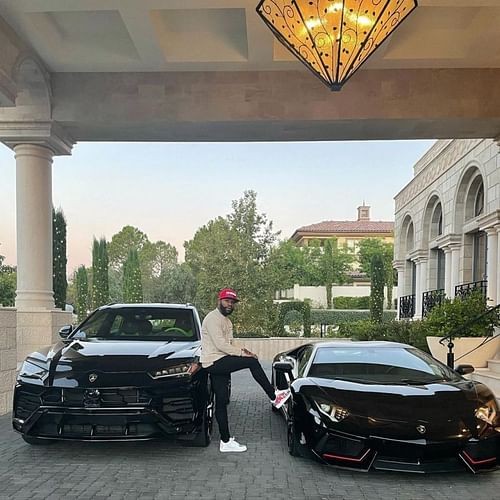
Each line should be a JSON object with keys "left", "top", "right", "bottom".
{"left": 474, "top": 184, "right": 484, "bottom": 217}
{"left": 297, "top": 346, "right": 314, "bottom": 377}
{"left": 473, "top": 231, "right": 487, "bottom": 281}
{"left": 436, "top": 249, "right": 445, "bottom": 290}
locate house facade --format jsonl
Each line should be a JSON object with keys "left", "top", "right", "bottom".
{"left": 394, "top": 139, "right": 500, "bottom": 320}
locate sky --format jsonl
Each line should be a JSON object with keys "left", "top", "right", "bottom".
{"left": 0, "top": 140, "right": 435, "bottom": 276}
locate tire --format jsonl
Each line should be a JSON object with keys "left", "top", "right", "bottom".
{"left": 190, "top": 387, "right": 214, "bottom": 447}
{"left": 22, "top": 435, "right": 55, "bottom": 446}
{"left": 287, "top": 417, "right": 304, "bottom": 457}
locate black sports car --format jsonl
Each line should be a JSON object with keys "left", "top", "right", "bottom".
{"left": 13, "top": 303, "right": 213, "bottom": 445}
{"left": 272, "top": 341, "right": 500, "bottom": 473}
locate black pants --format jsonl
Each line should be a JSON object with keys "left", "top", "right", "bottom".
{"left": 206, "top": 356, "right": 276, "bottom": 443}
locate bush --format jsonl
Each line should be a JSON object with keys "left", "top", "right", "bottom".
{"left": 424, "top": 291, "right": 500, "bottom": 338}
{"left": 311, "top": 309, "right": 396, "bottom": 325}
{"left": 332, "top": 296, "right": 370, "bottom": 309}
{"left": 272, "top": 301, "right": 311, "bottom": 337}
{"left": 338, "top": 319, "right": 429, "bottom": 352}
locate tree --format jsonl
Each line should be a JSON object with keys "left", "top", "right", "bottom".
{"left": 139, "top": 240, "right": 178, "bottom": 301}
{"left": 0, "top": 253, "right": 16, "bottom": 307}
{"left": 358, "top": 238, "right": 395, "bottom": 308}
{"left": 370, "top": 253, "right": 385, "bottom": 323}
{"left": 266, "top": 240, "right": 319, "bottom": 290}
{"left": 152, "top": 263, "right": 197, "bottom": 304}
{"left": 91, "top": 237, "right": 109, "bottom": 308}
{"left": 52, "top": 208, "right": 67, "bottom": 309}
{"left": 107, "top": 226, "right": 148, "bottom": 270}
{"left": 123, "top": 248, "right": 143, "bottom": 303}
{"left": 75, "top": 266, "right": 89, "bottom": 322}
{"left": 318, "top": 238, "right": 353, "bottom": 308}
{"left": 185, "top": 191, "right": 279, "bottom": 332}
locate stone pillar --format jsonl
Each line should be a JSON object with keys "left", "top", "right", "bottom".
{"left": 497, "top": 227, "right": 500, "bottom": 307}
{"left": 443, "top": 247, "right": 452, "bottom": 298}
{"left": 484, "top": 227, "right": 499, "bottom": 305}
{"left": 393, "top": 260, "right": 405, "bottom": 320}
{"left": 450, "top": 245, "right": 461, "bottom": 298}
{"left": 14, "top": 144, "right": 55, "bottom": 310}
{"left": 414, "top": 257, "right": 428, "bottom": 319}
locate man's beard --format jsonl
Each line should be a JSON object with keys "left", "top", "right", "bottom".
{"left": 218, "top": 303, "right": 233, "bottom": 316}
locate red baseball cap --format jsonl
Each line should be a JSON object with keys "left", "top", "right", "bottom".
{"left": 218, "top": 288, "right": 239, "bottom": 302}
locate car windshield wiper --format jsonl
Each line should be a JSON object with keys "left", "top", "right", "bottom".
{"left": 399, "top": 377, "right": 444, "bottom": 385}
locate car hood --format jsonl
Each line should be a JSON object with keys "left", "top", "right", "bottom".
{"left": 29, "top": 339, "right": 201, "bottom": 373}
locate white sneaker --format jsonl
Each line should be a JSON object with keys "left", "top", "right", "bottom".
{"left": 219, "top": 437, "right": 247, "bottom": 453}
{"left": 272, "top": 389, "right": 291, "bottom": 409}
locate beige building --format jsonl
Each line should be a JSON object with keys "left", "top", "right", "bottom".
{"left": 394, "top": 139, "right": 500, "bottom": 319}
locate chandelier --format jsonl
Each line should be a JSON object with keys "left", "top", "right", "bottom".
{"left": 256, "top": 0, "right": 418, "bottom": 90}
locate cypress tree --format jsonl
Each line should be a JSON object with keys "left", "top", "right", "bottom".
{"left": 370, "top": 253, "right": 385, "bottom": 323}
{"left": 92, "top": 237, "right": 109, "bottom": 308}
{"left": 123, "top": 248, "right": 143, "bottom": 303}
{"left": 52, "top": 208, "right": 67, "bottom": 309}
{"left": 75, "top": 266, "right": 89, "bottom": 322}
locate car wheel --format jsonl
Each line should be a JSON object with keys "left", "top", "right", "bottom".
{"left": 191, "top": 391, "right": 214, "bottom": 447}
{"left": 287, "top": 417, "right": 304, "bottom": 457}
{"left": 22, "top": 435, "right": 55, "bottom": 446}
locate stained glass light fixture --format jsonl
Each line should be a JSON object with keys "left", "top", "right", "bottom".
{"left": 256, "top": 0, "right": 418, "bottom": 90}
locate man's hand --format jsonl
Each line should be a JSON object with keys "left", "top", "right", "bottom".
{"left": 242, "top": 348, "right": 258, "bottom": 358}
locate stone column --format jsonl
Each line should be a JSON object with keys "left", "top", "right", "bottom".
{"left": 484, "top": 227, "right": 498, "bottom": 305}
{"left": 414, "top": 257, "right": 428, "bottom": 319}
{"left": 497, "top": 226, "right": 500, "bottom": 307}
{"left": 14, "top": 144, "right": 55, "bottom": 310}
{"left": 450, "top": 245, "right": 461, "bottom": 298}
{"left": 443, "top": 247, "right": 452, "bottom": 298}
{"left": 393, "top": 260, "right": 405, "bottom": 320}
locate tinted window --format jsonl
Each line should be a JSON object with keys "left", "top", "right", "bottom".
{"left": 74, "top": 307, "right": 198, "bottom": 341}
{"left": 309, "top": 346, "right": 460, "bottom": 384}
{"left": 297, "top": 346, "right": 314, "bottom": 377}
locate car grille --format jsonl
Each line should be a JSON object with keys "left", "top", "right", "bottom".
{"left": 15, "top": 385, "right": 44, "bottom": 419}
{"left": 162, "top": 397, "right": 195, "bottom": 423}
{"left": 42, "top": 388, "right": 152, "bottom": 407}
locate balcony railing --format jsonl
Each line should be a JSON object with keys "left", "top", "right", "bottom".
{"left": 422, "top": 289, "right": 445, "bottom": 317}
{"left": 399, "top": 294, "right": 415, "bottom": 319}
{"left": 454, "top": 280, "right": 487, "bottom": 300}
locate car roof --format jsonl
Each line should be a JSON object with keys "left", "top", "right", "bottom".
{"left": 312, "top": 340, "right": 413, "bottom": 350}
{"left": 98, "top": 303, "right": 196, "bottom": 311}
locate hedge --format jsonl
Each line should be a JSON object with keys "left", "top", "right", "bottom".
{"left": 311, "top": 309, "right": 396, "bottom": 325}
{"left": 332, "top": 296, "right": 370, "bottom": 309}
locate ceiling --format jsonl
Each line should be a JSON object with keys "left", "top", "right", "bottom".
{"left": 1, "top": 0, "right": 500, "bottom": 73}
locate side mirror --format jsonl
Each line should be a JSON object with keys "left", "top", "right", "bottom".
{"left": 274, "top": 361, "right": 294, "bottom": 373}
{"left": 59, "top": 325, "right": 73, "bottom": 339}
{"left": 455, "top": 364, "right": 474, "bottom": 375}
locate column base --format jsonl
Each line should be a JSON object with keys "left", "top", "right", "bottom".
{"left": 15, "top": 290, "right": 55, "bottom": 310}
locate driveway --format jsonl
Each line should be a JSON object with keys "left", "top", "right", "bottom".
{"left": 0, "top": 364, "right": 499, "bottom": 500}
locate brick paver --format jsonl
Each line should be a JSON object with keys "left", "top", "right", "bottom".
{"left": 1, "top": 363, "right": 499, "bottom": 499}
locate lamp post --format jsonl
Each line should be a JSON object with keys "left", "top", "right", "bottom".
{"left": 256, "top": 0, "right": 418, "bottom": 90}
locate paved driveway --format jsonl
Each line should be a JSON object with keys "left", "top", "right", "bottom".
{"left": 1, "top": 364, "right": 499, "bottom": 500}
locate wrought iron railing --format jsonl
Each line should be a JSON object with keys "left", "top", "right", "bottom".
{"left": 454, "top": 280, "right": 487, "bottom": 300}
{"left": 399, "top": 294, "right": 415, "bottom": 319}
{"left": 422, "top": 289, "right": 445, "bottom": 317}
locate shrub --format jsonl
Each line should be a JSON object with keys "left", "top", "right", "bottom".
{"left": 424, "top": 291, "right": 500, "bottom": 338}
{"left": 272, "top": 301, "right": 311, "bottom": 337}
{"left": 338, "top": 319, "right": 429, "bottom": 352}
{"left": 332, "top": 296, "right": 370, "bottom": 309}
{"left": 311, "top": 309, "right": 396, "bottom": 325}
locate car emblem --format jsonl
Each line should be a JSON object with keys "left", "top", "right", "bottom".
{"left": 88, "top": 373, "right": 98, "bottom": 383}
{"left": 416, "top": 425, "right": 426, "bottom": 434}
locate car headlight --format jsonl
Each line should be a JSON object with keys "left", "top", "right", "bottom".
{"left": 20, "top": 360, "right": 49, "bottom": 380}
{"left": 149, "top": 362, "right": 200, "bottom": 379}
{"left": 475, "top": 399, "right": 499, "bottom": 426}
{"left": 313, "top": 398, "right": 349, "bottom": 422}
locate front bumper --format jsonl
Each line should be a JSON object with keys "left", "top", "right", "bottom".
{"left": 13, "top": 380, "right": 207, "bottom": 441}
{"left": 311, "top": 429, "right": 500, "bottom": 473}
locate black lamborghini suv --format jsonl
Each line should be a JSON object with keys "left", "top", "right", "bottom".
{"left": 13, "top": 303, "right": 213, "bottom": 445}
{"left": 272, "top": 341, "right": 500, "bottom": 473}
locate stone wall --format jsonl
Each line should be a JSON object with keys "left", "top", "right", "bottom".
{"left": 0, "top": 308, "right": 17, "bottom": 415}
{"left": 233, "top": 337, "right": 341, "bottom": 361}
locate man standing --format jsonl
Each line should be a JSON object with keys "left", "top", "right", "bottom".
{"left": 200, "top": 288, "right": 290, "bottom": 452}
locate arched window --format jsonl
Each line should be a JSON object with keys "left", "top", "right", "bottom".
{"left": 474, "top": 183, "right": 484, "bottom": 217}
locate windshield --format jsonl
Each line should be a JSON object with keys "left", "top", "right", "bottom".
{"left": 73, "top": 307, "right": 198, "bottom": 341}
{"left": 308, "top": 346, "right": 461, "bottom": 384}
